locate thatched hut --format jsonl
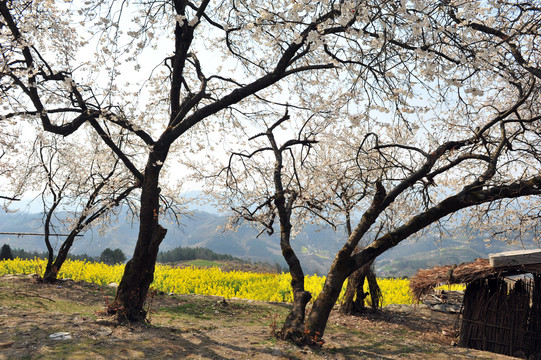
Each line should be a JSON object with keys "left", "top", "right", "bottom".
{"left": 410, "top": 253, "right": 541, "bottom": 360}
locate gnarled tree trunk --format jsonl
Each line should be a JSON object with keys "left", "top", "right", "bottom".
{"left": 341, "top": 259, "right": 381, "bottom": 314}
{"left": 274, "top": 192, "right": 312, "bottom": 341}
{"left": 341, "top": 262, "right": 368, "bottom": 315}
{"left": 278, "top": 241, "right": 312, "bottom": 342}
{"left": 278, "top": 246, "right": 312, "bottom": 342}
{"left": 303, "top": 248, "right": 355, "bottom": 342}
{"left": 366, "top": 263, "right": 382, "bottom": 310}
{"left": 108, "top": 149, "right": 168, "bottom": 321}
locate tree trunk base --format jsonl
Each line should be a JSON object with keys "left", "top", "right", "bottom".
{"left": 276, "top": 290, "right": 322, "bottom": 346}
{"left": 276, "top": 329, "right": 325, "bottom": 347}
{"left": 40, "top": 271, "right": 59, "bottom": 284}
{"left": 341, "top": 298, "right": 369, "bottom": 316}
{"left": 107, "top": 224, "right": 167, "bottom": 323}
{"left": 340, "top": 259, "right": 381, "bottom": 315}
{"left": 106, "top": 301, "right": 148, "bottom": 323}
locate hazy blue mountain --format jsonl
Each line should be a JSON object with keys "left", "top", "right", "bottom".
{"left": 0, "top": 207, "right": 537, "bottom": 276}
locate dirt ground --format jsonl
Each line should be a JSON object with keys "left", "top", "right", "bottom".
{"left": 0, "top": 274, "right": 518, "bottom": 359}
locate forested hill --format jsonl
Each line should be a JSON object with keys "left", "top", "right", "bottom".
{"left": 0, "top": 209, "right": 537, "bottom": 276}
{"left": 157, "top": 246, "right": 240, "bottom": 263}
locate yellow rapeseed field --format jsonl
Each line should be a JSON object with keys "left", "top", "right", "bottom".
{"left": 0, "top": 258, "right": 424, "bottom": 305}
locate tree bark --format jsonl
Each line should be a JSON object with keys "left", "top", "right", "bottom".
{"left": 108, "top": 148, "right": 168, "bottom": 321}
{"left": 108, "top": 224, "right": 166, "bottom": 321}
{"left": 303, "top": 249, "right": 354, "bottom": 341}
{"left": 275, "top": 193, "right": 312, "bottom": 341}
{"left": 341, "top": 261, "right": 369, "bottom": 315}
{"left": 341, "top": 259, "right": 381, "bottom": 315}
{"left": 278, "top": 242, "right": 312, "bottom": 342}
{"left": 302, "top": 176, "right": 541, "bottom": 341}
{"left": 42, "top": 233, "right": 77, "bottom": 283}
{"left": 366, "top": 263, "right": 382, "bottom": 310}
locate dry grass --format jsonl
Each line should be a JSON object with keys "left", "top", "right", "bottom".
{"left": 0, "top": 274, "right": 517, "bottom": 359}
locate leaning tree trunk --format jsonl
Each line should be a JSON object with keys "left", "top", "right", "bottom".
{"left": 304, "top": 248, "right": 354, "bottom": 342}
{"left": 108, "top": 151, "right": 168, "bottom": 322}
{"left": 42, "top": 233, "right": 77, "bottom": 283}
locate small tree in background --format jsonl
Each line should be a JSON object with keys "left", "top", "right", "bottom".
{"left": 0, "top": 244, "right": 13, "bottom": 260}
{"left": 11, "top": 134, "right": 137, "bottom": 283}
{"left": 100, "top": 248, "right": 126, "bottom": 265}
{"left": 112, "top": 249, "right": 127, "bottom": 264}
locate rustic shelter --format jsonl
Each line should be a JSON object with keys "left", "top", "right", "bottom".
{"left": 410, "top": 251, "right": 541, "bottom": 360}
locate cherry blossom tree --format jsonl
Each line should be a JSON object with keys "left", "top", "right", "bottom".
{"left": 197, "top": 0, "right": 541, "bottom": 345}
{"left": 11, "top": 133, "right": 137, "bottom": 282}
{"left": 0, "top": 0, "right": 380, "bottom": 321}
{"left": 1, "top": 1, "right": 540, "bottom": 342}
{"left": 204, "top": 109, "right": 326, "bottom": 340}
{"left": 302, "top": 0, "right": 541, "bottom": 340}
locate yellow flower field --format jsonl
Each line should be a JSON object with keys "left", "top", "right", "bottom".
{"left": 0, "top": 258, "right": 417, "bottom": 305}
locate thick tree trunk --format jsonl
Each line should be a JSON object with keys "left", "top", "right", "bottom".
{"left": 302, "top": 248, "right": 354, "bottom": 342}
{"left": 341, "top": 263, "right": 368, "bottom": 315}
{"left": 340, "top": 259, "right": 381, "bottom": 314}
{"left": 108, "top": 149, "right": 168, "bottom": 322}
{"left": 306, "top": 271, "right": 350, "bottom": 342}
{"left": 109, "top": 224, "right": 166, "bottom": 321}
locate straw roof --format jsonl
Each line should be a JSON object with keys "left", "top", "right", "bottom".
{"left": 409, "top": 258, "right": 541, "bottom": 301}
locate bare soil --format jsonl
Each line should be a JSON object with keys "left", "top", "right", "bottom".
{"left": 0, "top": 274, "right": 517, "bottom": 359}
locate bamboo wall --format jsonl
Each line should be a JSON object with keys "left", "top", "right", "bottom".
{"left": 459, "top": 275, "right": 541, "bottom": 359}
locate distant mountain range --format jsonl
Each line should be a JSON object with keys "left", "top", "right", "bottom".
{"left": 0, "top": 207, "right": 538, "bottom": 277}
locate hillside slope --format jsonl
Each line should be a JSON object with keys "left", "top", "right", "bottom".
{"left": 0, "top": 209, "right": 536, "bottom": 276}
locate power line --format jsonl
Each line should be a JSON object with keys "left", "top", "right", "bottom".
{"left": 0, "top": 232, "right": 83, "bottom": 237}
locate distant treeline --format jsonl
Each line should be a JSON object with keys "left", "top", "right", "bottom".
{"left": 157, "top": 246, "right": 239, "bottom": 263}
{"left": 5, "top": 245, "right": 246, "bottom": 267}
{"left": 4, "top": 246, "right": 240, "bottom": 264}
{"left": 9, "top": 247, "right": 95, "bottom": 262}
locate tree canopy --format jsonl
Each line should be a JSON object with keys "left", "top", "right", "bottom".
{"left": 100, "top": 248, "right": 127, "bottom": 265}
{"left": 0, "top": 244, "right": 13, "bottom": 260}
{"left": 0, "top": 0, "right": 539, "bottom": 344}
